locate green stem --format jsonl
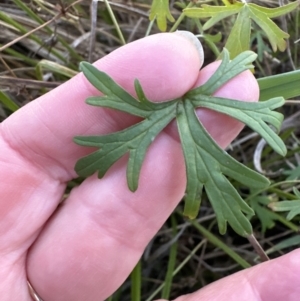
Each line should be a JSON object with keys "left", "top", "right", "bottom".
{"left": 271, "top": 211, "right": 299, "bottom": 232}
{"left": 145, "top": 18, "right": 155, "bottom": 37}
{"left": 169, "top": 2, "right": 194, "bottom": 32}
{"left": 145, "top": 239, "right": 206, "bottom": 301}
{"left": 131, "top": 260, "right": 141, "bottom": 301}
{"left": 189, "top": 219, "right": 251, "bottom": 268}
{"left": 268, "top": 187, "right": 299, "bottom": 200}
{"left": 246, "top": 180, "right": 300, "bottom": 202}
{"left": 161, "top": 215, "right": 178, "bottom": 299}
{"left": 103, "top": 0, "right": 126, "bottom": 45}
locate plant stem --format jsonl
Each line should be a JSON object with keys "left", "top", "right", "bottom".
{"left": 103, "top": 0, "right": 126, "bottom": 45}
{"left": 169, "top": 2, "right": 194, "bottom": 32}
{"left": 247, "top": 234, "right": 269, "bottom": 262}
{"left": 131, "top": 260, "right": 141, "bottom": 301}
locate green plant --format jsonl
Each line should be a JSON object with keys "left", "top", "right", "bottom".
{"left": 269, "top": 187, "right": 300, "bottom": 220}
{"left": 184, "top": 1, "right": 298, "bottom": 58}
{"left": 150, "top": 0, "right": 298, "bottom": 58}
{"left": 74, "top": 49, "right": 286, "bottom": 237}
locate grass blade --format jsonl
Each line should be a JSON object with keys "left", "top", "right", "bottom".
{"left": 189, "top": 219, "right": 251, "bottom": 268}
{"left": 0, "top": 91, "right": 19, "bottom": 112}
{"left": 131, "top": 260, "right": 141, "bottom": 301}
{"left": 258, "top": 70, "right": 300, "bottom": 100}
{"left": 145, "top": 239, "right": 206, "bottom": 301}
{"left": 161, "top": 215, "right": 178, "bottom": 299}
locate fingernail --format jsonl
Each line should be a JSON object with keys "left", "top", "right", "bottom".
{"left": 174, "top": 31, "right": 204, "bottom": 67}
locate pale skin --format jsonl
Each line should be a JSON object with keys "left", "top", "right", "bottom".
{"left": 0, "top": 32, "right": 299, "bottom": 301}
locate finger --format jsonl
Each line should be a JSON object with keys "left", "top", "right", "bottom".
{"left": 26, "top": 62, "right": 260, "bottom": 301}
{"left": 0, "top": 32, "right": 202, "bottom": 253}
{"left": 167, "top": 249, "right": 300, "bottom": 301}
{"left": 0, "top": 32, "right": 203, "bottom": 299}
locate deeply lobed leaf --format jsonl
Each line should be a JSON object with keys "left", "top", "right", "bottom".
{"left": 74, "top": 49, "right": 286, "bottom": 237}
{"left": 80, "top": 62, "right": 154, "bottom": 118}
{"left": 190, "top": 95, "right": 286, "bottom": 156}
{"left": 149, "top": 0, "right": 175, "bottom": 31}
{"left": 184, "top": 1, "right": 298, "bottom": 57}
{"left": 249, "top": 6, "right": 289, "bottom": 52}
{"left": 184, "top": 4, "right": 243, "bottom": 30}
{"left": 176, "top": 100, "right": 266, "bottom": 236}
{"left": 187, "top": 49, "right": 256, "bottom": 96}
{"left": 75, "top": 102, "right": 177, "bottom": 191}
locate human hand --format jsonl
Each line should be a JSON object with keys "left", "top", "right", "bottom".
{"left": 0, "top": 32, "right": 299, "bottom": 301}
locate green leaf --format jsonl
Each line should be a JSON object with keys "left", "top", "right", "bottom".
{"left": 265, "top": 235, "right": 300, "bottom": 256}
{"left": 203, "top": 32, "right": 222, "bottom": 57}
{"left": 224, "top": 6, "right": 251, "bottom": 59}
{"left": 80, "top": 62, "right": 152, "bottom": 118}
{"left": 184, "top": 1, "right": 298, "bottom": 57}
{"left": 258, "top": 69, "right": 300, "bottom": 101}
{"left": 283, "top": 166, "right": 300, "bottom": 181}
{"left": 191, "top": 95, "right": 286, "bottom": 156}
{"left": 177, "top": 100, "right": 264, "bottom": 236}
{"left": 0, "top": 91, "right": 19, "bottom": 112}
{"left": 38, "top": 60, "right": 78, "bottom": 78}
{"left": 75, "top": 49, "right": 286, "bottom": 236}
{"left": 250, "top": 1, "right": 297, "bottom": 50}
{"left": 184, "top": 4, "right": 243, "bottom": 30}
{"left": 252, "top": 1, "right": 299, "bottom": 18}
{"left": 269, "top": 188, "right": 300, "bottom": 220}
{"left": 75, "top": 101, "right": 177, "bottom": 192}
{"left": 293, "top": 187, "right": 300, "bottom": 199}
{"left": 130, "top": 260, "right": 141, "bottom": 301}
{"left": 149, "top": 0, "right": 175, "bottom": 32}
{"left": 187, "top": 49, "right": 256, "bottom": 96}
{"left": 251, "top": 31, "right": 272, "bottom": 62}
{"left": 203, "top": 32, "right": 222, "bottom": 43}
{"left": 248, "top": 5, "right": 289, "bottom": 52}
{"left": 250, "top": 196, "right": 277, "bottom": 233}
{"left": 269, "top": 200, "right": 300, "bottom": 220}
